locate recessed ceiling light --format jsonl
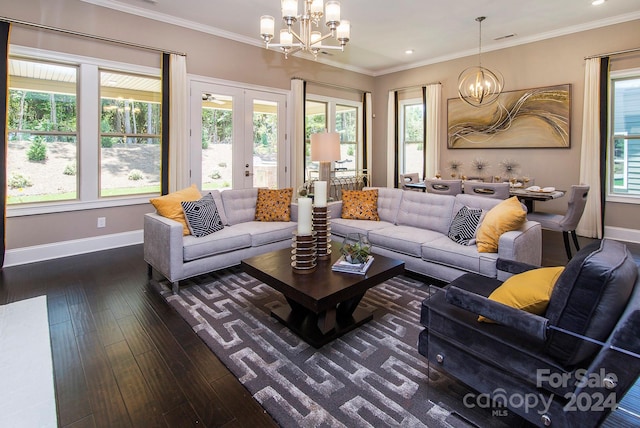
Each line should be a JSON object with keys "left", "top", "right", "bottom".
{"left": 592, "top": 0, "right": 605, "bottom": 5}
{"left": 405, "top": 49, "right": 414, "bottom": 55}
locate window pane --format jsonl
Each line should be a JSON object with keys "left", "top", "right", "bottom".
{"left": 7, "top": 58, "right": 78, "bottom": 204}
{"left": 201, "top": 94, "right": 232, "bottom": 191}
{"left": 403, "top": 103, "right": 424, "bottom": 176}
{"left": 100, "top": 70, "right": 161, "bottom": 197}
{"left": 336, "top": 105, "right": 357, "bottom": 176}
{"left": 253, "top": 99, "right": 278, "bottom": 189}
{"left": 305, "top": 100, "right": 327, "bottom": 180}
{"left": 610, "top": 76, "right": 640, "bottom": 197}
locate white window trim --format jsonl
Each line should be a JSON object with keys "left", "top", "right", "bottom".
{"left": 606, "top": 67, "right": 640, "bottom": 205}
{"left": 398, "top": 97, "right": 423, "bottom": 175}
{"left": 7, "top": 45, "right": 161, "bottom": 217}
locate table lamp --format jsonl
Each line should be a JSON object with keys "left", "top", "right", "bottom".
{"left": 311, "top": 131, "right": 341, "bottom": 183}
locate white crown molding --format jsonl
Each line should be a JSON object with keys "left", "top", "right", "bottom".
{"left": 373, "top": 10, "right": 640, "bottom": 76}
{"left": 4, "top": 230, "right": 143, "bottom": 267}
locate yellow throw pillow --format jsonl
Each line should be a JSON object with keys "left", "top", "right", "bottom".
{"left": 341, "top": 189, "right": 380, "bottom": 220}
{"left": 478, "top": 266, "right": 564, "bottom": 323}
{"left": 255, "top": 188, "right": 293, "bottom": 221}
{"left": 476, "top": 196, "right": 527, "bottom": 253}
{"left": 150, "top": 184, "right": 202, "bottom": 235}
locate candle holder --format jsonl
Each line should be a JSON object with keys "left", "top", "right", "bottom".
{"left": 291, "top": 231, "right": 317, "bottom": 274}
{"left": 313, "top": 206, "right": 331, "bottom": 260}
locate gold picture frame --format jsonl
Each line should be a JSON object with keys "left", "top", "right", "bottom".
{"left": 447, "top": 84, "right": 571, "bottom": 149}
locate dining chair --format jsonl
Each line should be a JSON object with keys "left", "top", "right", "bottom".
{"left": 424, "top": 178, "right": 462, "bottom": 195}
{"left": 399, "top": 173, "right": 421, "bottom": 191}
{"left": 463, "top": 181, "right": 510, "bottom": 199}
{"left": 527, "top": 184, "right": 590, "bottom": 259}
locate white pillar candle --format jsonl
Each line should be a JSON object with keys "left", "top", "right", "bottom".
{"left": 297, "top": 197, "right": 313, "bottom": 235}
{"left": 314, "top": 181, "right": 327, "bottom": 207}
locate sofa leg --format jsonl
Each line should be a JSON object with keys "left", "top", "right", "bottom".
{"left": 562, "top": 231, "right": 572, "bottom": 260}
{"left": 171, "top": 281, "right": 180, "bottom": 294}
{"left": 147, "top": 263, "right": 153, "bottom": 279}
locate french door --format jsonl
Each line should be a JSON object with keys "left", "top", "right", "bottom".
{"left": 190, "top": 81, "right": 287, "bottom": 190}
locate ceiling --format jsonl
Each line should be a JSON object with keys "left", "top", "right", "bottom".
{"left": 82, "top": 0, "right": 640, "bottom": 76}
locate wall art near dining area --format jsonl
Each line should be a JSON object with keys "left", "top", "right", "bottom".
{"left": 447, "top": 84, "right": 571, "bottom": 149}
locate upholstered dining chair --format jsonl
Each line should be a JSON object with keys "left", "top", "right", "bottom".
{"left": 399, "top": 173, "right": 421, "bottom": 191}
{"left": 424, "top": 178, "right": 462, "bottom": 195}
{"left": 463, "top": 181, "right": 510, "bottom": 199}
{"left": 527, "top": 184, "right": 590, "bottom": 259}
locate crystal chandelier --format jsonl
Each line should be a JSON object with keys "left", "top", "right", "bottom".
{"left": 260, "top": 0, "right": 351, "bottom": 59}
{"left": 457, "top": 16, "right": 504, "bottom": 107}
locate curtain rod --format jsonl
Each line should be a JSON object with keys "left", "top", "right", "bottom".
{"left": 0, "top": 16, "right": 186, "bottom": 57}
{"left": 585, "top": 47, "right": 640, "bottom": 60}
{"left": 293, "top": 77, "right": 370, "bottom": 94}
{"left": 389, "top": 82, "right": 441, "bottom": 93}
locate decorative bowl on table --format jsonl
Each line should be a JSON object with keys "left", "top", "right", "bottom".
{"left": 341, "top": 233, "right": 371, "bottom": 264}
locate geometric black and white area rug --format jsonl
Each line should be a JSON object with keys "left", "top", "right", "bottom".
{"left": 154, "top": 268, "right": 514, "bottom": 428}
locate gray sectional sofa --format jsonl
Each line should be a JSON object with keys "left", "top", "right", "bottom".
{"left": 144, "top": 186, "right": 541, "bottom": 293}
{"left": 144, "top": 187, "right": 297, "bottom": 293}
{"left": 328, "top": 187, "right": 542, "bottom": 283}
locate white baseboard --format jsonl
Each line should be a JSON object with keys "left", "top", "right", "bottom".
{"left": 4, "top": 230, "right": 143, "bottom": 267}
{"left": 604, "top": 226, "right": 640, "bottom": 244}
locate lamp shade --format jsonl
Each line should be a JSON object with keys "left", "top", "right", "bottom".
{"left": 311, "top": 132, "right": 341, "bottom": 162}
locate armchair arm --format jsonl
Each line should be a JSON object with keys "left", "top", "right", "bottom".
{"left": 445, "top": 285, "right": 548, "bottom": 342}
{"left": 496, "top": 258, "right": 540, "bottom": 276}
{"left": 143, "top": 213, "right": 185, "bottom": 282}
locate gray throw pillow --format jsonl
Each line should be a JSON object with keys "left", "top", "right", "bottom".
{"left": 181, "top": 193, "right": 224, "bottom": 237}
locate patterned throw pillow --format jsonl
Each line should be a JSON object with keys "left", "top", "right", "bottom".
{"left": 255, "top": 188, "right": 293, "bottom": 221}
{"left": 181, "top": 193, "right": 225, "bottom": 237}
{"left": 448, "top": 206, "right": 483, "bottom": 245}
{"left": 341, "top": 189, "right": 380, "bottom": 220}
{"left": 149, "top": 184, "right": 203, "bottom": 235}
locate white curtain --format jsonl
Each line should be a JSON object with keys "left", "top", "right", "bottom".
{"left": 386, "top": 90, "right": 396, "bottom": 188}
{"left": 576, "top": 58, "right": 603, "bottom": 238}
{"left": 424, "top": 83, "right": 441, "bottom": 180}
{"left": 364, "top": 92, "right": 373, "bottom": 181}
{"left": 291, "top": 78, "right": 305, "bottom": 193}
{"left": 168, "top": 54, "right": 189, "bottom": 192}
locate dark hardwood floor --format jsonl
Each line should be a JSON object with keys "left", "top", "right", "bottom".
{"left": 0, "top": 230, "right": 638, "bottom": 427}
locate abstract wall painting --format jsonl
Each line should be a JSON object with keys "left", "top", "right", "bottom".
{"left": 447, "top": 84, "right": 571, "bottom": 149}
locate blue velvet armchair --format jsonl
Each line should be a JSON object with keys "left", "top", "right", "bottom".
{"left": 418, "top": 239, "right": 640, "bottom": 427}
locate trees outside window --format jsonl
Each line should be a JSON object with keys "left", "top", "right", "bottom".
{"left": 6, "top": 53, "right": 162, "bottom": 208}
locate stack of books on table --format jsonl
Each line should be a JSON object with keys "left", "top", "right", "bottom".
{"left": 331, "top": 255, "right": 374, "bottom": 275}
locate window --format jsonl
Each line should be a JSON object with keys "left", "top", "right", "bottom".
{"left": 399, "top": 99, "right": 424, "bottom": 176}
{"left": 304, "top": 96, "right": 362, "bottom": 181}
{"left": 6, "top": 49, "right": 162, "bottom": 212}
{"left": 100, "top": 70, "right": 161, "bottom": 197}
{"left": 609, "top": 69, "right": 640, "bottom": 201}
{"left": 7, "top": 58, "right": 78, "bottom": 204}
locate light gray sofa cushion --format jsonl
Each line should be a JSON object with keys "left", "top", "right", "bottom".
{"left": 422, "top": 235, "right": 499, "bottom": 277}
{"left": 331, "top": 218, "right": 394, "bottom": 238}
{"left": 396, "top": 191, "right": 456, "bottom": 234}
{"left": 455, "top": 193, "right": 502, "bottom": 212}
{"left": 221, "top": 188, "right": 259, "bottom": 225}
{"left": 363, "top": 186, "right": 404, "bottom": 224}
{"left": 230, "top": 221, "right": 297, "bottom": 247}
{"left": 183, "top": 227, "right": 252, "bottom": 261}
{"left": 369, "top": 225, "right": 443, "bottom": 257}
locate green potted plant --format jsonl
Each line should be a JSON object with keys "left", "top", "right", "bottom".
{"left": 341, "top": 233, "right": 371, "bottom": 264}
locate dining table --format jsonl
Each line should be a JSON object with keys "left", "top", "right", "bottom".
{"left": 403, "top": 181, "right": 565, "bottom": 212}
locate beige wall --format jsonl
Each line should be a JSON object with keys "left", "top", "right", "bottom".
{"left": 3, "top": 0, "right": 374, "bottom": 250}
{"left": 2, "top": 0, "right": 639, "bottom": 251}
{"left": 372, "top": 20, "right": 640, "bottom": 231}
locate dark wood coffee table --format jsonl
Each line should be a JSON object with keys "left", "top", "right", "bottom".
{"left": 240, "top": 241, "right": 404, "bottom": 348}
